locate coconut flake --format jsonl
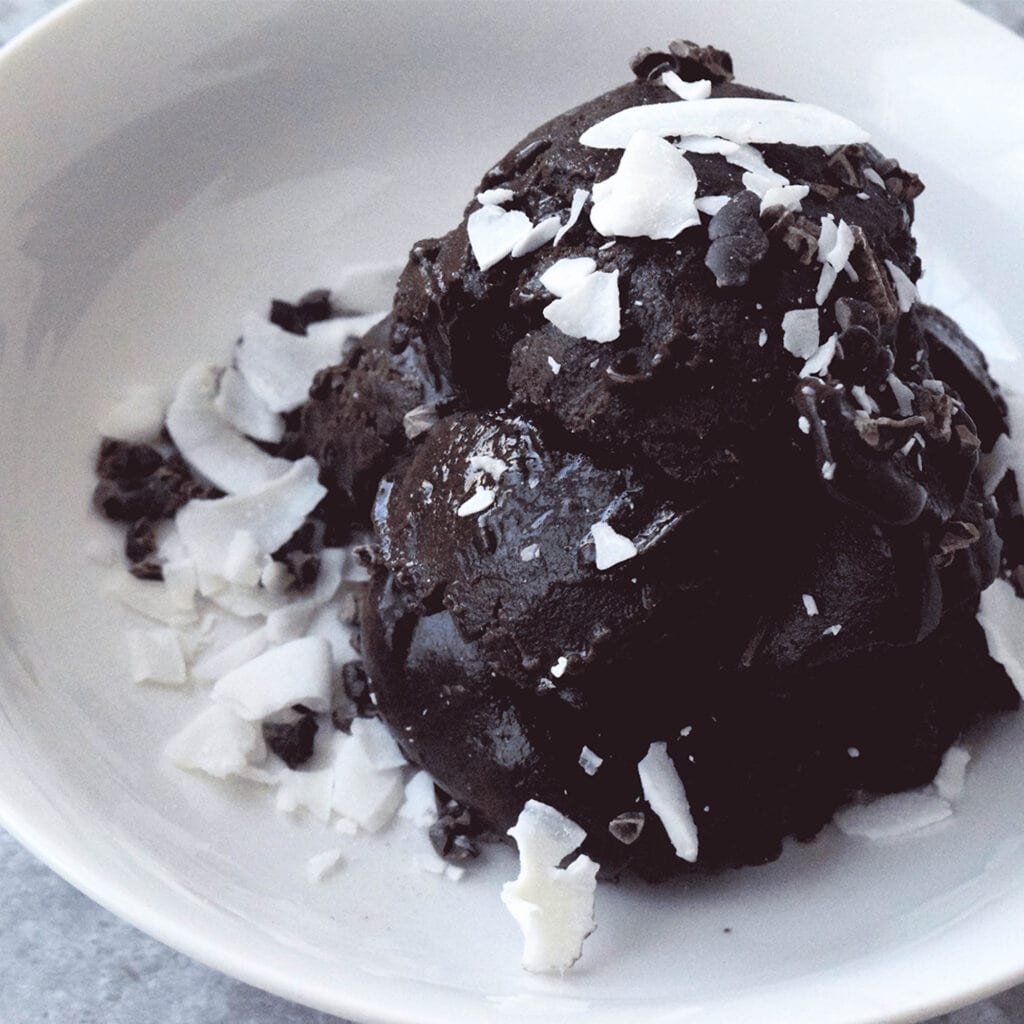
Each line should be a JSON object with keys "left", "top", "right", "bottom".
{"left": 550, "top": 656, "right": 568, "bottom": 679}
{"left": 521, "top": 543, "right": 540, "bottom": 562}
{"left": 864, "top": 167, "right": 886, "bottom": 188}
{"left": 821, "top": 462, "right": 837, "bottom": 481}
{"left": 885, "top": 259, "right": 918, "bottom": 312}
{"left": 166, "top": 363, "right": 292, "bottom": 494}
{"left": 660, "top": 71, "right": 712, "bottom": 100}
{"left": 834, "top": 791, "right": 952, "bottom": 840}
{"left": 510, "top": 216, "right": 562, "bottom": 258}
{"left": 350, "top": 717, "right": 408, "bottom": 771}
{"left": 275, "top": 758, "right": 335, "bottom": 822}
{"left": 759, "top": 184, "right": 809, "bottom": 215}
{"left": 540, "top": 257, "right": 597, "bottom": 298}
{"left": 782, "top": 308, "right": 820, "bottom": 359}
{"left": 166, "top": 704, "right": 266, "bottom": 779}
{"left": 211, "top": 636, "right": 332, "bottom": 720}
{"left": 933, "top": 745, "right": 970, "bottom": 802}
{"left": 554, "top": 188, "right": 589, "bottom": 246}
{"left": 306, "top": 849, "right": 344, "bottom": 883}
{"left": 97, "top": 384, "right": 167, "bottom": 444}
{"left": 222, "top": 529, "right": 263, "bottom": 587}
{"left": 175, "top": 457, "right": 325, "bottom": 576}
{"left": 801, "top": 334, "right": 838, "bottom": 378}
{"left": 403, "top": 403, "right": 439, "bottom": 440}
{"left": 979, "top": 578, "right": 1024, "bottom": 699}
{"left": 589, "top": 130, "right": 700, "bottom": 240}
{"left": 802, "top": 594, "right": 819, "bottom": 617}
{"left": 590, "top": 521, "right": 637, "bottom": 570}
{"left": 106, "top": 572, "right": 197, "bottom": 627}
{"left": 477, "top": 187, "right": 514, "bottom": 206}
{"left": 547, "top": 356, "right": 562, "bottom": 376}
{"left": 235, "top": 312, "right": 350, "bottom": 414}
{"left": 797, "top": 416, "right": 811, "bottom": 434}
{"left": 822, "top": 622, "right": 842, "bottom": 636}
{"left": 694, "top": 194, "right": 731, "bottom": 216}
{"left": 457, "top": 487, "right": 496, "bottom": 517}
{"left": 824, "top": 218, "right": 855, "bottom": 271}
{"left": 213, "top": 367, "right": 285, "bottom": 444}
{"left": 399, "top": 770, "right": 439, "bottom": 828}
{"left": 467, "top": 204, "right": 533, "bottom": 271}
{"left": 582, "top": 98, "right": 870, "bottom": 150}
{"left": 887, "top": 373, "right": 915, "bottom": 417}
{"left": 500, "top": 800, "right": 599, "bottom": 973}
{"left": 191, "top": 624, "right": 268, "bottom": 683}
{"left": 637, "top": 741, "right": 698, "bottom": 862}
{"left": 677, "top": 136, "right": 787, "bottom": 186}
{"left": 543, "top": 270, "right": 621, "bottom": 343}
{"left": 851, "top": 384, "right": 879, "bottom": 415}
{"left": 579, "top": 746, "right": 603, "bottom": 776}
{"left": 329, "top": 731, "right": 405, "bottom": 832}
{"left": 125, "top": 628, "right": 187, "bottom": 687}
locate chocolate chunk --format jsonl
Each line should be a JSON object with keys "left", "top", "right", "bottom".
{"left": 269, "top": 289, "right": 336, "bottom": 335}
{"left": 262, "top": 710, "right": 319, "bottom": 769}
{"left": 705, "top": 192, "right": 769, "bottom": 287}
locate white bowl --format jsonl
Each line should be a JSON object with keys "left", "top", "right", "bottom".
{"left": 2, "top": 2, "right": 1024, "bottom": 1022}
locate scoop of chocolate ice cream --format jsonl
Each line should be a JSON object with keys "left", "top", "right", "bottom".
{"left": 303, "top": 41, "right": 1021, "bottom": 875}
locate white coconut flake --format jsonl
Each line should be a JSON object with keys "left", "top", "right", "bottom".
{"left": 500, "top": 800, "right": 599, "bottom": 973}
{"left": 275, "top": 758, "right": 335, "bottom": 822}
{"left": 864, "top": 167, "right": 886, "bottom": 188}
{"left": 590, "top": 521, "right": 637, "bottom": 570}
{"left": 694, "top": 194, "right": 731, "bottom": 216}
{"left": 802, "top": 594, "right": 819, "bottom": 617}
{"left": 759, "top": 183, "right": 809, "bottom": 215}
{"left": 801, "top": 334, "right": 838, "bottom": 378}
{"left": 677, "top": 136, "right": 787, "bottom": 186}
{"left": 350, "top": 716, "right": 408, "bottom": 771}
{"left": 126, "top": 628, "right": 187, "bottom": 687}
{"left": 236, "top": 312, "right": 351, "bottom": 414}
{"left": 106, "top": 572, "right": 197, "bottom": 627}
{"left": 191, "top": 624, "right": 268, "bottom": 683}
{"left": 166, "top": 363, "right": 293, "bottom": 494}
{"left": 520, "top": 543, "right": 540, "bottom": 562}
{"left": 637, "top": 741, "right": 698, "bottom": 862}
{"left": 214, "top": 366, "right": 285, "bottom": 444}
{"left": 825, "top": 218, "right": 855, "bottom": 271}
{"left": 590, "top": 130, "right": 700, "bottom": 240}
{"left": 822, "top": 622, "right": 842, "bottom": 636}
{"left": 540, "top": 257, "right": 597, "bottom": 298}
{"left": 887, "top": 373, "right": 915, "bottom": 417}
{"left": 757, "top": 328, "right": 768, "bottom": 348}
{"left": 933, "top": 745, "right": 971, "bottom": 802}
{"left": 543, "top": 270, "right": 621, "bottom": 343}
{"left": 782, "top": 308, "right": 820, "bottom": 359}
{"left": 175, "top": 457, "right": 325, "bottom": 576}
{"left": 660, "top": 71, "right": 712, "bottom": 100}
{"left": 211, "top": 636, "right": 333, "bottom": 720}
{"left": 797, "top": 416, "right": 811, "bottom": 435}
{"left": 221, "top": 529, "right": 263, "bottom": 587}
{"left": 97, "top": 384, "right": 167, "bottom": 444}
{"left": 510, "top": 215, "right": 561, "bottom": 257}
{"left": 402, "top": 402, "right": 439, "bottom": 440}
{"left": 166, "top": 704, "right": 266, "bottom": 779}
{"left": 399, "top": 770, "right": 439, "bottom": 828}
{"left": 547, "top": 356, "right": 562, "bottom": 375}
{"left": 821, "top": 462, "right": 837, "bottom": 481}
{"left": 851, "top": 384, "right": 879, "bottom": 415}
{"left": 581, "top": 98, "right": 870, "bottom": 150}
{"left": 550, "top": 656, "right": 568, "bottom": 679}
{"left": 477, "top": 187, "right": 514, "bottom": 206}
{"left": 306, "top": 849, "right": 344, "bottom": 883}
{"left": 834, "top": 791, "right": 952, "bottom": 840}
{"left": 467, "top": 203, "right": 533, "bottom": 271}
{"left": 329, "top": 731, "right": 405, "bottom": 832}
{"left": 885, "top": 259, "right": 919, "bottom": 312}
{"left": 579, "top": 746, "right": 603, "bottom": 776}
{"left": 457, "top": 486, "right": 496, "bottom": 517}
{"left": 554, "top": 188, "right": 589, "bottom": 246}
{"left": 979, "top": 578, "right": 1024, "bottom": 699}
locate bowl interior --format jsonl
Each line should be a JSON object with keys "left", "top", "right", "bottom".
{"left": 2, "top": 2, "right": 1024, "bottom": 1023}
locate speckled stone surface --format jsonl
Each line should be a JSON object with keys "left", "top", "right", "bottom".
{"left": 2, "top": 3, "right": 1023, "bottom": 1023}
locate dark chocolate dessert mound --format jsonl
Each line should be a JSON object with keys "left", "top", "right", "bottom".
{"left": 302, "top": 41, "right": 1023, "bottom": 876}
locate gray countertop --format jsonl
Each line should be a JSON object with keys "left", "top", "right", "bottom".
{"left": 3, "top": 2, "right": 1024, "bottom": 1022}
